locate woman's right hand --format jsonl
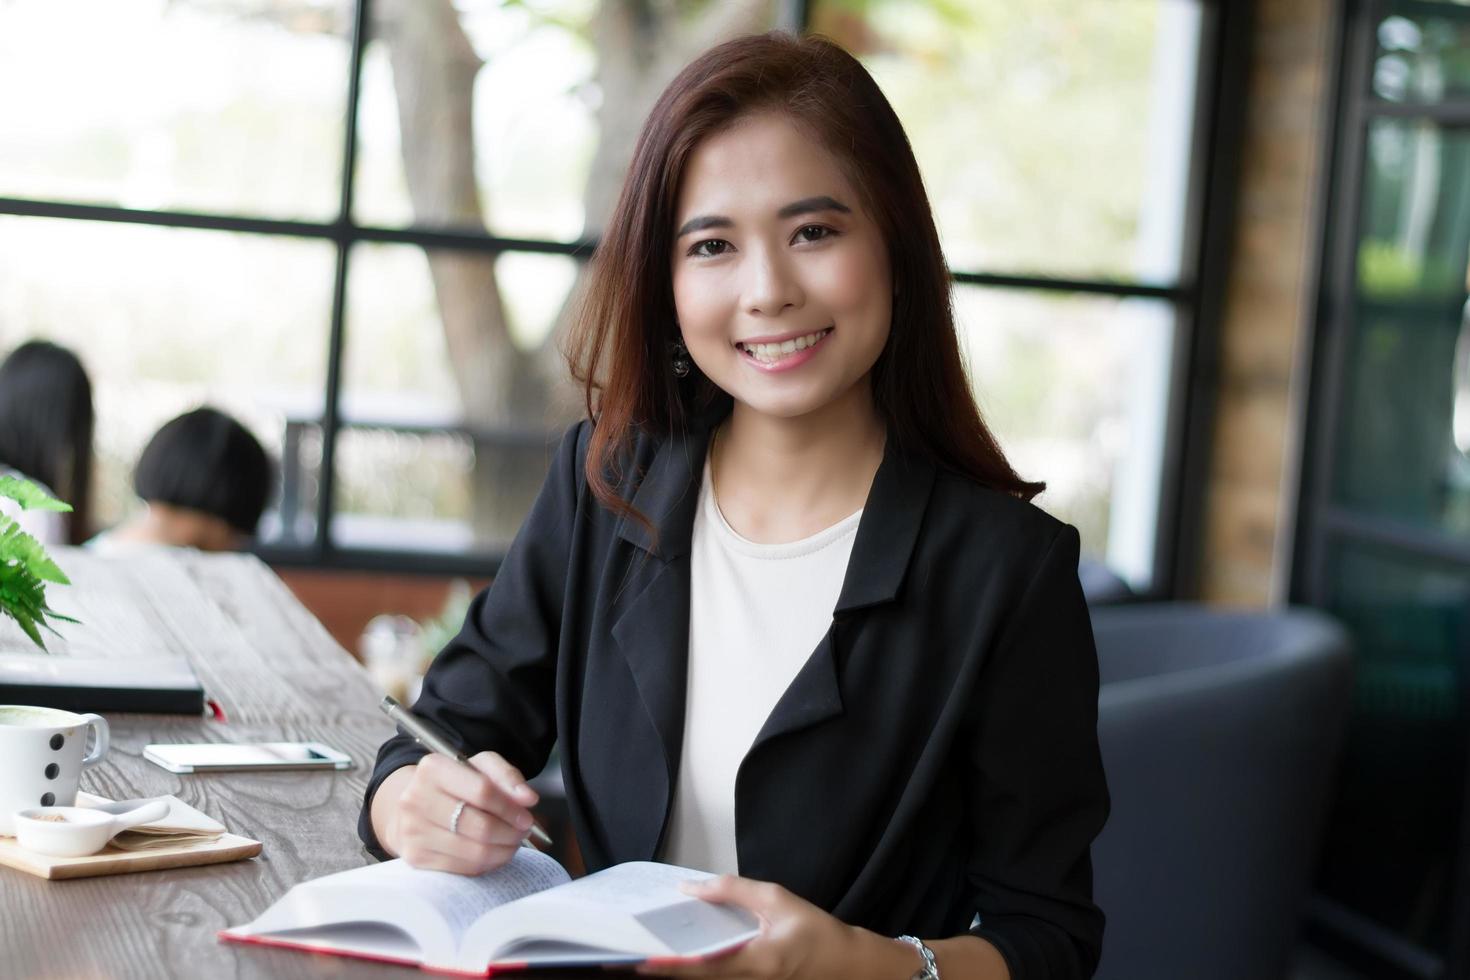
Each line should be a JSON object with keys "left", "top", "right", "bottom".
{"left": 374, "top": 751, "right": 541, "bottom": 875}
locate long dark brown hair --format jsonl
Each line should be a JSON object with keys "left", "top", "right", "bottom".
{"left": 0, "top": 340, "right": 94, "bottom": 544}
{"left": 566, "top": 31, "right": 1043, "bottom": 529}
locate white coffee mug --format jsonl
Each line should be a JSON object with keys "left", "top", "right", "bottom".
{"left": 0, "top": 705, "right": 109, "bottom": 836}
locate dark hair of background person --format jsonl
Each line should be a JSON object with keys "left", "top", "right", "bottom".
{"left": 564, "top": 31, "right": 1044, "bottom": 540}
{"left": 0, "top": 339, "right": 95, "bottom": 545}
{"left": 133, "top": 407, "right": 274, "bottom": 535}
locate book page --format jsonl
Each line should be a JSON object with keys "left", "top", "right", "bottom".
{"left": 230, "top": 846, "right": 572, "bottom": 969}
{"left": 552, "top": 863, "right": 759, "bottom": 956}
{"left": 544, "top": 861, "right": 712, "bottom": 912}
{"left": 460, "top": 862, "right": 758, "bottom": 968}
{"left": 358, "top": 849, "right": 571, "bottom": 937}
{"left": 247, "top": 921, "right": 423, "bottom": 963}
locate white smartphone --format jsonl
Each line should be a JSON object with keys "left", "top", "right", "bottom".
{"left": 143, "top": 741, "right": 353, "bottom": 773}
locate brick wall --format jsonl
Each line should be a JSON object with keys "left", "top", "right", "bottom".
{"left": 1198, "top": 0, "right": 1335, "bottom": 605}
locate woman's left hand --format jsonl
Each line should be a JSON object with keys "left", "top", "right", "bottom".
{"left": 635, "top": 874, "right": 886, "bottom": 979}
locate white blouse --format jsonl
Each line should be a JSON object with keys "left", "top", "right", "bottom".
{"left": 660, "top": 461, "right": 861, "bottom": 875}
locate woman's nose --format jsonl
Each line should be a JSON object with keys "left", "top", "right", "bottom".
{"left": 743, "top": 246, "right": 804, "bottom": 317}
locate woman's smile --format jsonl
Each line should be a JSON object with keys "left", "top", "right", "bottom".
{"left": 734, "top": 326, "right": 834, "bottom": 370}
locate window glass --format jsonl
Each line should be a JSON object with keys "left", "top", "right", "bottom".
{"left": 1374, "top": 6, "right": 1470, "bottom": 104}
{"left": 954, "top": 286, "right": 1176, "bottom": 587}
{"left": 1357, "top": 121, "right": 1470, "bottom": 300}
{"left": 0, "top": 216, "right": 333, "bottom": 545}
{"left": 333, "top": 243, "right": 581, "bottom": 553}
{"left": 0, "top": 0, "right": 352, "bottom": 220}
{"left": 1337, "top": 121, "right": 1470, "bottom": 539}
{"left": 812, "top": 0, "right": 1201, "bottom": 284}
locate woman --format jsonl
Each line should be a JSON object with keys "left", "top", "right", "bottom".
{"left": 89, "top": 407, "right": 273, "bottom": 554}
{"left": 361, "top": 32, "right": 1108, "bottom": 980}
{"left": 0, "top": 339, "right": 94, "bottom": 545}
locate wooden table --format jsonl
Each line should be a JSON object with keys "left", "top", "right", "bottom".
{"left": 0, "top": 547, "right": 438, "bottom": 979}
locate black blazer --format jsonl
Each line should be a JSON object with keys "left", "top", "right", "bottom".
{"left": 360, "top": 418, "right": 1109, "bottom": 979}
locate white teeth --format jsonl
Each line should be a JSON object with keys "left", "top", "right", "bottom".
{"left": 738, "top": 328, "right": 830, "bottom": 363}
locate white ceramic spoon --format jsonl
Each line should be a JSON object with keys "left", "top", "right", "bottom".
{"left": 12, "top": 799, "right": 171, "bottom": 857}
{"left": 85, "top": 797, "right": 170, "bottom": 817}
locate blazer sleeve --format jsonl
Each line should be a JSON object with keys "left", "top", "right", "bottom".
{"left": 356, "top": 420, "right": 588, "bottom": 859}
{"left": 964, "top": 524, "right": 1110, "bottom": 979}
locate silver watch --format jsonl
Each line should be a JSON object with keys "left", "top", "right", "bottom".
{"left": 895, "top": 935, "right": 940, "bottom": 980}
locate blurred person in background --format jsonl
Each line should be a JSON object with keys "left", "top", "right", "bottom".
{"left": 0, "top": 339, "right": 94, "bottom": 545}
{"left": 90, "top": 407, "right": 273, "bottom": 554}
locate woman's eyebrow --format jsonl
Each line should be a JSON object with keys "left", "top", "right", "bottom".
{"left": 776, "top": 195, "right": 851, "bottom": 220}
{"left": 675, "top": 195, "right": 852, "bottom": 239}
{"left": 675, "top": 214, "right": 732, "bottom": 239}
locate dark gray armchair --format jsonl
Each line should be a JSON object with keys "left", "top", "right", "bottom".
{"left": 1089, "top": 604, "right": 1354, "bottom": 980}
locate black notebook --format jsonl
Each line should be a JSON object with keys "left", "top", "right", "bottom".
{"left": 0, "top": 653, "right": 205, "bottom": 714}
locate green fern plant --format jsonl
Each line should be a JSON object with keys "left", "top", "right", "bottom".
{"left": 0, "top": 475, "right": 79, "bottom": 650}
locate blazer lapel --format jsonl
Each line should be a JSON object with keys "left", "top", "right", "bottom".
{"left": 610, "top": 557, "right": 690, "bottom": 785}
{"left": 832, "top": 446, "right": 936, "bottom": 616}
{"left": 749, "top": 441, "right": 937, "bottom": 750}
{"left": 748, "top": 627, "right": 844, "bottom": 750}
{"left": 607, "top": 420, "right": 711, "bottom": 858}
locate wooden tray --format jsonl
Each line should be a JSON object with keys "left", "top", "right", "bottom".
{"left": 0, "top": 830, "right": 261, "bottom": 880}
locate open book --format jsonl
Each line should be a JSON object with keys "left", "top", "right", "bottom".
{"left": 220, "top": 848, "right": 760, "bottom": 975}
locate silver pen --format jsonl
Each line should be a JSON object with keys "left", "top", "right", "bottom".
{"left": 379, "top": 695, "right": 554, "bottom": 846}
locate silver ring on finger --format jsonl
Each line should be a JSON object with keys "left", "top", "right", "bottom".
{"left": 449, "top": 800, "right": 467, "bottom": 835}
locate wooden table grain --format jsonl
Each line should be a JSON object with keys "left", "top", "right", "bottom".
{"left": 0, "top": 547, "right": 429, "bottom": 980}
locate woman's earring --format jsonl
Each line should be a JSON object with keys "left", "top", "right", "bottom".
{"left": 670, "top": 340, "right": 692, "bottom": 379}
